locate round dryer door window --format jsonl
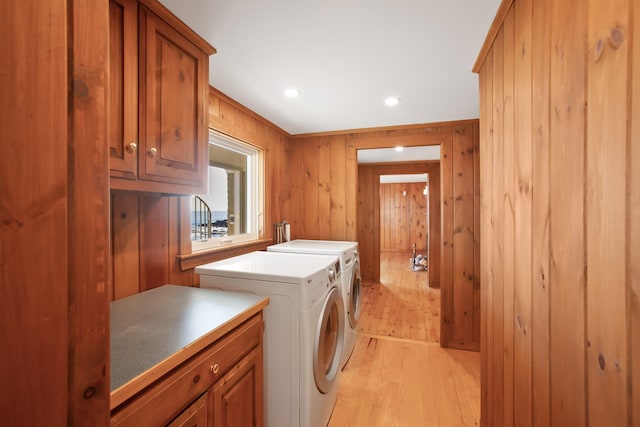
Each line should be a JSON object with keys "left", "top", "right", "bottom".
{"left": 314, "top": 287, "right": 345, "bottom": 393}
{"left": 349, "top": 261, "right": 361, "bottom": 328}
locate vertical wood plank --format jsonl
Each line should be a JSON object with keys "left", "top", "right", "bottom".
{"left": 490, "top": 27, "right": 506, "bottom": 427}
{"left": 68, "top": 0, "right": 110, "bottom": 421}
{"left": 472, "top": 122, "right": 482, "bottom": 348}
{"left": 357, "top": 164, "right": 375, "bottom": 280}
{"left": 318, "top": 137, "right": 332, "bottom": 239}
{"left": 139, "top": 195, "right": 170, "bottom": 291}
{"left": 479, "top": 52, "right": 494, "bottom": 427}
{"left": 345, "top": 144, "right": 358, "bottom": 241}
{"left": 112, "top": 192, "right": 141, "bottom": 299}
{"left": 302, "top": 138, "right": 319, "bottom": 239}
{"left": 440, "top": 132, "right": 454, "bottom": 348}
{"left": 287, "top": 138, "right": 303, "bottom": 239}
{"left": 330, "top": 135, "right": 347, "bottom": 240}
{"left": 549, "top": 0, "right": 587, "bottom": 424}
{"left": 168, "top": 197, "right": 192, "bottom": 286}
{"left": 452, "top": 124, "right": 476, "bottom": 347}
{"left": 630, "top": 0, "right": 640, "bottom": 422}
{"left": 501, "top": 7, "right": 516, "bottom": 426}
{"left": 428, "top": 164, "right": 441, "bottom": 288}
{"left": 0, "top": 0, "right": 70, "bottom": 423}
{"left": 530, "top": 0, "right": 551, "bottom": 424}
{"left": 586, "top": 0, "right": 629, "bottom": 424}
{"left": 513, "top": 0, "right": 534, "bottom": 424}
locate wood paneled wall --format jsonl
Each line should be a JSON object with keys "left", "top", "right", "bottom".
{"left": 291, "top": 121, "right": 480, "bottom": 350}
{"left": 379, "top": 182, "right": 428, "bottom": 252}
{"left": 358, "top": 162, "right": 440, "bottom": 288}
{"left": 475, "top": 0, "right": 639, "bottom": 425}
{"left": 110, "top": 87, "right": 290, "bottom": 297}
{"left": 1, "top": 0, "right": 110, "bottom": 424}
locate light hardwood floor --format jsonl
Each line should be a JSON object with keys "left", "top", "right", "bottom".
{"left": 328, "top": 251, "right": 480, "bottom": 427}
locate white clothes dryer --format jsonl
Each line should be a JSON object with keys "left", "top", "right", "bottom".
{"left": 195, "top": 251, "right": 345, "bottom": 427}
{"left": 267, "top": 240, "right": 361, "bottom": 370}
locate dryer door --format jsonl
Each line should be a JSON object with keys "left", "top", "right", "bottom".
{"left": 313, "top": 287, "right": 345, "bottom": 393}
{"left": 348, "top": 260, "right": 361, "bottom": 328}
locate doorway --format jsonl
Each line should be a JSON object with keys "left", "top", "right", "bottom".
{"left": 355, "top": 146, "right": 441, "bottom": 344}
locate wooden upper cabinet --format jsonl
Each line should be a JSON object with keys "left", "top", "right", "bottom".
{"left": 109, "top": 0, "right": 138, "bottom": 179}
{"left": 109, "top": 0, "right": 216, "bottom": 195}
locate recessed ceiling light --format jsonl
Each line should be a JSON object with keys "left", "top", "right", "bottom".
{"left": 284, "top": 88, "right": 301, "bottom": 98}
{"left": 395, "top": 146, "right": 404, "bottom": 152}
{"left": 385, "top": 97, "right": 400, "bottom": 106}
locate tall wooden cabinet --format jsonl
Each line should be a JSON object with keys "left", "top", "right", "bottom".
{"left": 109, "top": 0, "right": 216, "bottom": 195}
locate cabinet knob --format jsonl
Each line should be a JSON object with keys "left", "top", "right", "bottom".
{"left": 210, "top": 363, "right": 220, "bottom": 374}
{"left": 127, "top": 142, "right": 138, "bottom": 152}
{"left": 148, "top": 147, "right": 158, "bottom": 157}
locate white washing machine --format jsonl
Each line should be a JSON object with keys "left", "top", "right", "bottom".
{"left": 267, "top": 240, "right": 361, "bottom": 370}
{"left": 195, "top": 251, "right": 345, "bottom": 427}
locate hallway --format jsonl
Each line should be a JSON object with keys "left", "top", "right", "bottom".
{"left": 328, "top": 251, "right": 481, "bottom": 427}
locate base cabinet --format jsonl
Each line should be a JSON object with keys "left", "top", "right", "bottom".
{"left": 111, "top": 314, "right": 264, "bottom": 427}
{"left": 212, "top": 346, "right": 263, "bottom": 427}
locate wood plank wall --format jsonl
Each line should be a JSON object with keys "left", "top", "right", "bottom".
{"left": 379, "top": 182, "right": 429, "bottom": 252}
{"left": 291, "top": 121, "right": 480, "bottom": 350}
{"left": 475, "top": 0, "right": 639, "bottom": 425}
{"left": 110, "top": 87, "right": 290, "bottom": 297}
{"left": 359, "top": 162, "right": 440, "bottom": 287}
{"left": 1, "top": 0, "right": 110, "bottom": 424}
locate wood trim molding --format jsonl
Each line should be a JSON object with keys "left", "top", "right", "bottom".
{"left": 291, "top": 118, "right": 479, "bottom": 140}
{"left": 472, "top": 0, "right": 514, "bottom": 73}
{"left": 209, "top": 86, "right": 291, "bottom": 136}
{"left": 138, "top": 0, "right": 216, "bottom": 55}
{"left": 177, "top": 238, "right": 273, "bottom": 271}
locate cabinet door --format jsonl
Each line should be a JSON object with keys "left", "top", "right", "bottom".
{"left": 167, "top": 392, "right": 208, "bottom": 427}
{"left": 212, "top": 346, "right": 264, "bottom": 427}
{"left": 138, "top": 5, "right": 209, "bottom": 191}
{"left": 109, "top": 0, "right": 138, "bottom": 179}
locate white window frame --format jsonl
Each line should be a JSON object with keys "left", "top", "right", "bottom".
{"left": 191, "top": 130, "right": 262, "bottom": 253}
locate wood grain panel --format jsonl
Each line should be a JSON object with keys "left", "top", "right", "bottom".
{"left": 490, "top": 27, "right": 505, "bottom": 425}
{"left": 631, "top": 0, "right": 640, "bottom": 422}
{"left": 476, "top": 0, "right": 639, "bottom": 424}
{"left": 68, "top": 2, "right": 111, "bottom": 421}
{"left": 586, "top": 0, "right": 629, "bottom": 424}
{"left": 500, "top": 8, "right": 515, "bottom": 426}
{"left": 513, "top": 0, "right": 533, "bottom": 424}
{"left": 478, "top": 54, "right": 494, "bottom": 427}
{"left": 358, "top": 166, "right": 376, "bottom": 280}
{"left": 2, "top": 0, "right": 110, "bottom": 423}
{"left": 548, "top": 0, "right": 587, "bottom": 424}
{"left": 302, "top": 138, "right": 320, "bottom": 239}
{"left": 139, "top": 195, "right": 171, "bottom": 291}
{"left": 451, "top": 125, "right": 476, "bottom": 347}
{"left": 530, "top": 0, "right": 551, "bottom": 424}
{"left": 440, "top": 133, "right": 454, "bottom": 349}
{"left": 379, "top": 182, "right": 427, "bottom": 252}
{"left": 0, "top": 2, "right": 70, "bottom": 423}
{"left": 330, "top": 135, "right": 347, "bottom": 239}
{"left": 112, "top": 192, "right": 140, "bottom": 299}
{"left": 318, "top": 136, "right": 332, "bottom": 238}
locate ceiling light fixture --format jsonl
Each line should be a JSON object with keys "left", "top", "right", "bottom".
{"left": 395, "top": 146, "right": 404, "bottom": 152}
{"left": 385, "top": 97, "right": 400, "bottom": 106}
{"left": 284, "top": 88, "right": 301, "bottom": 98}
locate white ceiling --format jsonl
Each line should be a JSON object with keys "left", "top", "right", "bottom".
{"left": 158, "top": 0, "right": 500, "bottom": 135}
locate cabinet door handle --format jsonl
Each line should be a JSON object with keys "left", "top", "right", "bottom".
{"left": 210, "top": 363, "right": 219, "bottom": 374}
{"left": 127, "top": 142, "right": 138, "bottom": 152}
{"left": 148, "top": 147, "right": 158, "bottom": 157}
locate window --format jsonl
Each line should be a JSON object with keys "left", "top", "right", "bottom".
{"left": 191, "top": 131, "right": 262, "bottom": 252}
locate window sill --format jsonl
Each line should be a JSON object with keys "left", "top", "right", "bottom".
{"left": 177, "top": 238, "right": 273, "bottom": 271}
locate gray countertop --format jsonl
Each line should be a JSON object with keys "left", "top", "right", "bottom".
{"left": 110, "top": 285, "right": 268, "bottom": 409}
